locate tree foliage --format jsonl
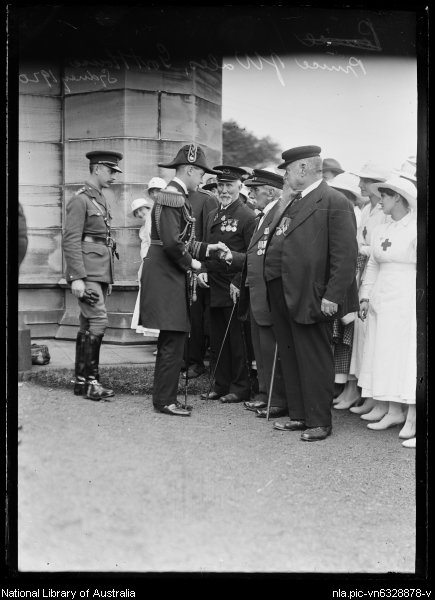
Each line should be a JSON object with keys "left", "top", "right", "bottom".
{"left": 222, "top": 119, "right": 282, "bottom": 168}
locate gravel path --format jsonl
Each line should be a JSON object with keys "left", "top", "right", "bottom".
{"left": 17, "top": 381, "right": 416, "bottom": 574}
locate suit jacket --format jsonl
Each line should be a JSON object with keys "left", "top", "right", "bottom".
{"left": 202, "top": 197, "right": 256, "bottom": 307}
{"left": 228, "top": 202, "right": 281, "bottom": 325}
{"left": 63, "top": 182, "right": 114, "bottom": 284}
{"left": 264, "top": 180, "right": 359, "bottom": 324}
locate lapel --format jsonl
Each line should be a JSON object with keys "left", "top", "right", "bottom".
{"left": 248, "top": 202, "right": 279, "bottom": 250}
{"left": 211, "top": 197, "right": 242, "bottom": 230}
{"left": 266, "top": 181, "right": 324, "bottom": 243}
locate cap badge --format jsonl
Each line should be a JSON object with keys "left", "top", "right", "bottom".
{"left": 187, "top": 143, "right": 198, "bottom": 163}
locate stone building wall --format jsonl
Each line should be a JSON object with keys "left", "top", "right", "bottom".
{"left": 18, "top": 58, "right": 222, "bottom": 343}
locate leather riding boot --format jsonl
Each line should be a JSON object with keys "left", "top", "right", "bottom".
{"left": 85, "top": 333, "right": 114, "bottom": 400}
{"left": 73, "top": 331, "right": 88, "bottom": 395}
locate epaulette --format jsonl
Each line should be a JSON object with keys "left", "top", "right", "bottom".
{"left": 155, "top": 188, "right": 185, "bottom": 208}
{"left": 75, "top": 186, "right": 87, "bottom": 196}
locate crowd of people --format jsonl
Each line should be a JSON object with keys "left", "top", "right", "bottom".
{"left": 62, "top": 145, "right": 418, "bottom": 447}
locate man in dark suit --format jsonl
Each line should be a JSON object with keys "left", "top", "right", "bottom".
{"left": 197, "top": 166, "right": 257, "bottom": 403}
{"left": 63, "top": 150, "right": 123, "bottom": 401}
{"left": 181, "top": 185, "right": 219, "bottom": 379}
{"left": 221, "top": 169, "right": 288, "bottom": 419}
{"left": 139, "top": 143, "right": 222, "bottom": 417}
{"left": 263, "top": 146, "right": 359, "bottom": 441}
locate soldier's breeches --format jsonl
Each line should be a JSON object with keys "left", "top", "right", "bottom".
{"left": 78, "top": 281, "right": 109, "bottom": 336}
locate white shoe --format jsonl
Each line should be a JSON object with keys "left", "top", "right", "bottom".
{"left": 402, "top": 438, "right": 416, "bottom": 448}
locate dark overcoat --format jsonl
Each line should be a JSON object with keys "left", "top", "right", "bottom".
{"left": 264, "top": 180, "right": 359, "bottom": 324}
{"left": 229, "top": 202, "right": 281, "bottom": 325}
{"left": 202, "top": 197, "right": 256, "bottom": 307}
{"left": 188, "top": 188, "right": 219, "bottom": 241}
{"left": 63, "top": 182, "right": 114, "bottom": 284}
{"left": 139, "top": 180, "right": 196, "bottom": 332}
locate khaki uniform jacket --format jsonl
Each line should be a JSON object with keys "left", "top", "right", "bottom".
{"left": 63, "top": 183, "right": 114, "bottom": 284}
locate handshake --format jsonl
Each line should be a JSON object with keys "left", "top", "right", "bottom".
{"left": 208, "top": 241, "right": 232, "bottom": 262}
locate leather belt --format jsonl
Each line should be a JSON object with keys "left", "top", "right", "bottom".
{"left": 82, "top": 235, "right": 107, "bottom": 245}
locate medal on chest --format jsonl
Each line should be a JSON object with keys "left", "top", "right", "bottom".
{"left": 221, "top": 218, "right": 238, "bottom": 233}
{"left": 275, "top": 216, "right": 291, "bottom": 237}
{"left": 257, "top": 239, "right": 267, "bottom": 255}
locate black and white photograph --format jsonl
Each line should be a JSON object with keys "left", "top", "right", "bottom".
{"left": 6, "top": 2, "right": 429, "bottom": 590}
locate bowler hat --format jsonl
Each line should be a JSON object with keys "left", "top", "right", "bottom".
{"left": 370, "top": 176, "right": 417, "bottom": 210}
{"left": 244, "top": 169, "right": 284, "bottom": 190}
{"left": 86, "top": 150, "right": 123, "bottom": 172}
{"left": 322, "top": 158, "right": 344, "bottom": 175}
{"left": 147, "top": 176, "right": 167, "bottom": 191}
{"left": 131, "top": 197, "right": 153, "bottom": 215}
{"left": 213, "top": 165, "right": 250, "bottom": 181}
{"left": 158, "top": 143, "right": 218, "bottom": 175}
{"left": 277, "top": 145, "right": 321, "bottom": 169}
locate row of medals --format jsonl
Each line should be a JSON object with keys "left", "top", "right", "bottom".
{"left": 220, "top": 215, "right": 238, "bottom": 232}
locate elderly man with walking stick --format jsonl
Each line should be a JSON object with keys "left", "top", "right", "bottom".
{"left": 197, "top": 165, "right": 257, "bottom": 404}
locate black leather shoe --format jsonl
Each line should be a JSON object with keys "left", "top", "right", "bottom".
{"left": 273, "top": 420, "right": 306, "bottom": 431}
{"left": 244, "top": 399, "right": 267, "bottom": 411}
{"left": 256, "top": 407, "right": 287, "bottom": 418}
{"left": 200, "top": 391, "right": 224, "bottom": 400}
{"left": 154, "top": 403, "right": 191, "bottom": 416}
{"left": 182, "top": 365, "right": 206, "bottom": 380}
{"left": 300, "top": 426, "right": 332, "bottom": 441}
{"left": 220, "top": 393, "right": 246, "bottom": 404}
{"left": 175, "top": 400, "right": 193, "bottom": 411}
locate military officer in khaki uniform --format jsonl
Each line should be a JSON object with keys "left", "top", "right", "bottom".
{"left": 63, "top": 150, "right": 123, "bottom": 401}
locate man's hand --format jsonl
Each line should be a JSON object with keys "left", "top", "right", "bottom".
{"left": 191, "top": 259, "right": 202, "bottom": 271}
{"left": 71, "top": 279, "right": 86, "bottom": 299}
{"left": 79, "top": 289, "right": 100, "bottom": 306}
{"left": 230, "top": 283, "right": 240, "bottom": 304}
{"left": 321, "top": 297, "right": 338, "bottom": 317}
{"left": 197, "top": 272, "right": 209, "bottom": 288}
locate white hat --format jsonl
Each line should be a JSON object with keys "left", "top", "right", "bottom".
{"left": 147, "top": 176, "right": 166, "bottom": 191}
{"left": 131, "top": 197, "right": 153, "bottom": 215}
{"left": 350, "top": 161, "right": 391, "bottom": 181}
{"left": 370, "top": 176, "right": 417, "bottom": 209}
{"left": 240, "top": 184, "right": 250, "bottom": 199}
{"left": 328, "top": 172, "right": 363, "bottom": 203}
{"left": 393, "top": 156, "right": 417, "bottom": 182}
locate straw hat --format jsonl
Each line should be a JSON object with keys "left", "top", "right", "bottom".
{"left": 370, "top": 176, "right": 417, "bottom": 210}
{"left": 350, "top": 161, "right": 391, "bottom": 181}
{"left": 393, "top": 156, "right": 417, "bottom": 182}
{"left": 327, "top": 172, "right": 363, "bottom": 203}
{"left": 131, "top": 197, "right": 153, "bottom": 215}
{"left": 147, "top": 177, "right": 166, "bottom": 191}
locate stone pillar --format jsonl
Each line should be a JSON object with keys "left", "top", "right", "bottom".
{"left": 18, "top": 61, "right": 65, "bottom": 338}
{"left": 57, "top": 58, "right": 222, "bottom": 343}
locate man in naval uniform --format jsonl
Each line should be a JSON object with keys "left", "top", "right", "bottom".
{"left": 139, "top": 143, "right": 223, "bottom": 417}
{"left": 197, "top": 165, "right": 257, "bottom": 404}
{"left": 181, "top": 177, "right": 219, "bottom": 380}
{"left": 220, "top": 169, "right": 288, "bottom": 419}
{"left": 63, "top": 150, "right": 123, "bottom": 401}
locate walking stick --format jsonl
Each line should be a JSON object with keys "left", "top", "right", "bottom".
{"left": 204, "top": 300, "right": 237, "bottom": 400}
{"left": 266, "top": 342, "right": 278, "bottom": 421}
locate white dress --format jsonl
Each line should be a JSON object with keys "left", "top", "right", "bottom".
{"left": 131, "top": 220, "right": 159, "bottom": 337}
{"left": 357, "top": 211, "right": 417, "bottom": 403}
{"left": 349, "top": 203, "right": 388, "bottom": 377}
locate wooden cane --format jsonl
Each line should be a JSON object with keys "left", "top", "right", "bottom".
{"left": 266, "top": 342, "right": 278, "bottom": 421}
